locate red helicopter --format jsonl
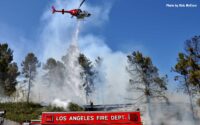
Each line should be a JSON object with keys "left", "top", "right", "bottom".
{"left": 52, "top": 0, "right": 91, "bottom": 19}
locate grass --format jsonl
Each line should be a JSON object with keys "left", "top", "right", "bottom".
{"left": 0, "top": 101, "right": 84, "bottom": 123}
{"left": 0, "top": 102, "right": 66, "bottom": 123}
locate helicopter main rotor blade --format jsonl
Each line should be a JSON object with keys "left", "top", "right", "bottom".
{"left": 78, "top": 0, "right": 86, "bottom": 9}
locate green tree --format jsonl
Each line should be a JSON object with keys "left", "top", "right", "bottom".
{"left": 173, "top": 35, "right": 200, "bottom": 122}
{"left": 126, "top": 51, "right": 168, "bottom": 125}
{"left": 127, "top": 51, "right": 168, "bottom": 101}
{"left": 21, "top": 53, "right": 40, "bottom": 103}
{"left": 0, "top": 43, "right": 20, "bottom": 96}
{"left": 185, "top": 36, "right": 200, "bottom": 92}
{"left": 78, "top": 54, "right": 95, "bottom": 104}
{"left": 68, "top": 102, "right": 84, "bottom": 111}
{"left": 43, "top": 58, "right": 65, "bottom": 86}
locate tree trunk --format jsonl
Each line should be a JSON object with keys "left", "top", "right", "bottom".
{"left": 185, "top": 78, "right": 196, "bottom": 125}
{"left": 27, "top": 68, "right": 31, "bottom": 103}
{"left": 27, "top": 78, "right": 31, "bottom": 103}
{"left": 187, "top": 87, "right": 196, "bottom": 124}
{"left": 86, "top": 93, "right": 88, "bottom": 104}
{"left": 146, "top": 95, "right": 153, "bottom": 125}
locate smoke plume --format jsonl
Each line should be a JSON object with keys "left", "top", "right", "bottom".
{"left": 31, "top": 21, "right": 86, "bottom": 105}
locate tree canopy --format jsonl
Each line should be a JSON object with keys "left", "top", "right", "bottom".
{"left": 43, "top": 58, "right": 65, "bottom": 86}
{"left": 127, "top": 51, "right": 168, "bottom": 102}
{"left": 0, "top": 43, "right": 20, "bottom": 96}
{"left": 21, "top": 52, "right": 40, "bottom": 103}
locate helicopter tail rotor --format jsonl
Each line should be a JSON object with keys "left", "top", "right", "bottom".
{"left": 52, "top": 6, "right": 56, "bottom": 14}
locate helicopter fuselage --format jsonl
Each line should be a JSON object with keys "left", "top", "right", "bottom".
{"left": 52, "top": 7, "right": 91, "bottom": 19}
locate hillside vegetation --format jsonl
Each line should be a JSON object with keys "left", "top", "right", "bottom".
{"left": 0, "top": 102, "right": 83, "bottom": 123}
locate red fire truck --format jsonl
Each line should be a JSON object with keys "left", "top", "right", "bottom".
{"left": 29, "top": 111, "right": 142, "bottom": 125}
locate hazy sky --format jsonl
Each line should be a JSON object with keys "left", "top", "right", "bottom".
{"left": 0, "top": 0, "right": 200, "bottom": 90}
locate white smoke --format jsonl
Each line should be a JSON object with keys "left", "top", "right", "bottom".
{"left": 31, "top": 21, "right": 86, "bottom": 105}
{"left": 142, "top": 93, "right": 200, "bottom": 125}
{"left": 51, "top": 99, "right": 71, "bottom": 110}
